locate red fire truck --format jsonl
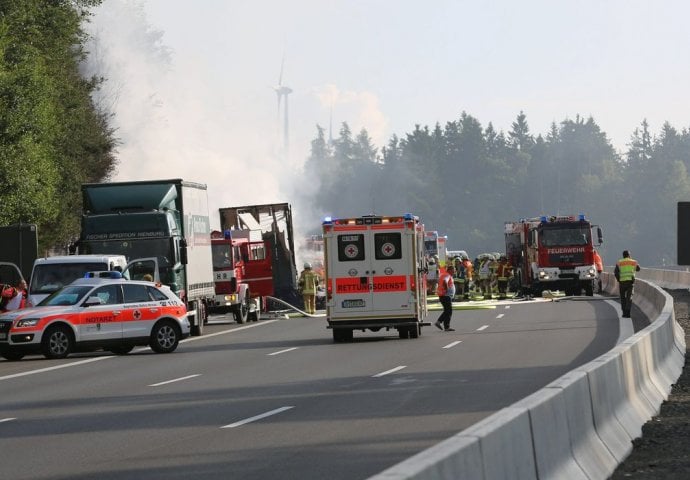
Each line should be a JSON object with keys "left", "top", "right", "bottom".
{"left": 504, "top": 214, "right": 603, "bottom": 297}
{"left": 210, "top": 230, "right": 272, "bottom": 322}
{"left": 322, "top": 214, "right": 428, "bottom": 342}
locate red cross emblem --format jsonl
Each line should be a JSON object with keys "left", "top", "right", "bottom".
{"left": 344, "top": 244, "right": 359, "bottom": 259}
{"left": 381, "top": 242, "right": 395, "bottom": 257}
{"left": 133, "top": 309, "right": 142, "bottom": 320}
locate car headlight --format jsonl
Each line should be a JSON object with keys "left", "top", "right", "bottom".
{"left": 16, "top": 318, "right": 40, "bottom": 328}
{"left": 538, "top": 271, "right": 548, "bottom": 279}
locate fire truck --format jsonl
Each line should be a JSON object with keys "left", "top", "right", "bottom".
{"left": 210, "top": 229, "right": 271, "bottom": 322}
{"left": 504, "top": 214, "right": 603, "bottom": 297}
{"left": 322, "top": 214, "right": 428, "bottom": 342}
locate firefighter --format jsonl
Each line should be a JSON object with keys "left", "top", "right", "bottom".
{"left": 452, "top": 256, "right": 466, "bottom": 300}
{"left": 462, "top": 255, "right": 474, "bottom": 298}
{"left": 593, "top": 249, "right": 604, "bottom": 292}
{"left": 435, "top": 265, "right": 455, "bottom": 331}
{"left": 298, "top": 262, "right": 320, "bottom": 315}
{"left": 496, "top": 255, "right": 512, "bottom": 299}
{"left": 614, "top": 250, "right": 640, "bottom": 318}
{"left": 478, "top": 255, "right": 493, "bottom": 299}
{"left": 1, "top": 279, "right": 28, "bottom": 311}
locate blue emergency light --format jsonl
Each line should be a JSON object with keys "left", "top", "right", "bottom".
{"left": 223, "top": 229, "right": 232, "bottom": 239}
{"left": 579, "top": 214, "right": 586, "bottom": 221}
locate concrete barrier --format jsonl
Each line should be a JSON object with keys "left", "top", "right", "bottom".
{"left": 369, "top": 270, "right": 686, "bottom": 480}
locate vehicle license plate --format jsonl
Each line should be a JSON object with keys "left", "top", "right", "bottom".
{"left": 342, "top": 299, "right": 365, "bottom": 308}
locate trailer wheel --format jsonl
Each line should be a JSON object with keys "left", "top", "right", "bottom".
{"left": 398, "top": 328, "right": 409, "bottom": 339}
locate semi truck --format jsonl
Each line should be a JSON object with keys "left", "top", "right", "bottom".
{"left": 505, "top": 214, "right": 603, "bottom": 297}
{"left": 77, "top": 179, "right": 215, "bottom": 336}
{"left": 218, "top": 203, "right": 298, "bottom": 310}
{"left": 322, "top": 213, "right": 428, "bottom": 342}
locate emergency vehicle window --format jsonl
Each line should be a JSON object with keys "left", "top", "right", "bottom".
{"left": 337, "top": 234, "right": 365, "bottom": 262}
{"left": 90, "top": 285, "right": 122, "bottom": 305}
{"left": 375, "top": 233, "right": 402, "bottom": 260}
{"left": 147, "top": 286, "right": 169, "bottom": 301}
{"left": 123, "top": 284, "right": 152, "bottom": 303}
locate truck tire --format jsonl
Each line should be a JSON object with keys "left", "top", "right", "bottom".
{"left": 398, "top": 328, "right": 409, "bottom": 339}
{"left": 409, "top": 324, "right": 420, "bottom": 339}
{"left": 191, "top": 301, "right": 204, "bottom": 336}
{"left": 584, "top": 282, "right": 594, "bottom": 297}
{"left": 234, "top": 299, "right": 248, "bottom": 324}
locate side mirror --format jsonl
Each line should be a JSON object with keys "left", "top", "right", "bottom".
{"left": 84, "top": 296, "right": 104, "bottom": 307}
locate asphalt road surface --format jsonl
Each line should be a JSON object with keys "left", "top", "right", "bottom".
{"left": 0, "top": 297, "right": 625, "bottom": 480}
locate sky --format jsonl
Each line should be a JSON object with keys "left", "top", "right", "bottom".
{"left": 83, "top": 0, "right": 690, "bottom": 233}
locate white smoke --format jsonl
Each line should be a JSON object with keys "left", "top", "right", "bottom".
{"left": 81, "top": 0, "right": 390, "bottom": 247}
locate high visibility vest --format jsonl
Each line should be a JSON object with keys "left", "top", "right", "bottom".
{"left": 497, "top": 262, "right": 511, "bottom": 281}
{"left": 616, "top": 257, "right": 638, "bottom": 282}
{"left": 437, "top": 273, "right": 455, "bottom": 297}
{"left": 594, "top": 252, "right": 603, "bottom": 272}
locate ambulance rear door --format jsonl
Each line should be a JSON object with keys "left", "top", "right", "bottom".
{"left": 328, "top": 223, "right": 412, "bottom": 318}
{"left": 368, "top": 224, "right": 411, "bottom": 315}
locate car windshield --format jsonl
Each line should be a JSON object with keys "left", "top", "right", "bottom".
{"left": 540, "top": 226, "right": 591, "bottom": 247}
{"left": 30, "top": 263, "right": 108, "bottom": 295}
{"left": 37, "top": 286, "right": 94, "bottom": 307}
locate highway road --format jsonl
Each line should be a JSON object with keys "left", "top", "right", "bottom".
{"left": 0, "top": 297, "right": 625, "bottom": 480}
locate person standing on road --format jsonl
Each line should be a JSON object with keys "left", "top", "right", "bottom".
{"left": 298, "top": 262, "right": 319, "bottom": 315}
{"left": 435, "top": 265, "right": 456, "bottom": 331}
{"left": 614, "top": 250, "right": 640, "bottom": 318}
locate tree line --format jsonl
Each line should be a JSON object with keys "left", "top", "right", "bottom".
{"left": 301, "top": 113, "right": 690, "bottom": 267}
{"left": 2, "top": 1, "right": 688, "bottom": 268}
{"left": 0, "top": 0, "right": 115, "bottom": 254}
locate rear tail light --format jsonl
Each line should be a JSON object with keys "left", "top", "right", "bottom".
{"left": 327, "top": 280, "right": 332, "bottom": 300}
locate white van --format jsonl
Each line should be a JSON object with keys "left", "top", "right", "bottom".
{"left": 28, "top": 255, "right": 128, "bottom": 307}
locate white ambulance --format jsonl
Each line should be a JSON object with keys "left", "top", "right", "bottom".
{"left": 322, "top": 214, "right": 428, "bottom": 342}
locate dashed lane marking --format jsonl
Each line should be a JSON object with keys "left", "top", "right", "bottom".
{"left": 268, "top": 347, "right": 299, "bottom": 356}
{"left": 149, "top": 374, "right": 201, "bottom": 387}
{"left": 221, "top": 406, "right": 294, "bottom": 429}
{"left": 477, "top": 325, "right": 489, "bottom": 331}
{"left": 443, "top": 341, "right": 462, "bottom": 349}
{"left": 373, "top": 366, "right": 407, "bottom": 377}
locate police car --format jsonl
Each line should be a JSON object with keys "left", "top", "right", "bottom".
{"left": 0, "top": 274, "right": 190, "bottom": 361}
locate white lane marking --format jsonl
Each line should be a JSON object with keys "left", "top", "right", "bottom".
{"left": 373, "top": 366, "right": 407, "bottom": 377}
{"left": 505, "top": 305, "right": 511, "bottom": 309}
{"left": 1, "top": 320, "right": 280, "bottom": 382}
{"left": 0, "top": 357, "right": 112, "bottom": 381}
{"left": 476, "top": 325, "right": 489, "bottom": 331}
{"left": 267, "top": 347, "right": 299, "bottom": 356}
{"left": 443, "top": 341, "right": 462, "bottom": 349}
{"left": 221, "top": 406, "right": 294, "bottom": 429}
{"left": 496, "top": 313, "right": 505, "bottom": 319}
{"left": 149, "top": 374, "right": 201, "bottom": 387}
{"left": 0, "top": 418, "right": 16, "bottom": 423}
{"left": 181, "top": 320, "right": 279, "bottom": 344}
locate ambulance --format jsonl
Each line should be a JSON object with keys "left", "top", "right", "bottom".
{"left": 322, "top": 214, "right": 428, "bottom": 342}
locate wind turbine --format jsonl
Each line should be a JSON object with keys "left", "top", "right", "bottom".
{"left": 273, "top": 56, "right": 292, "bottom": 156}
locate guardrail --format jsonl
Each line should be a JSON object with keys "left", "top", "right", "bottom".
{"left": 369, "top": 270, "right": 686, "bottom": 480}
